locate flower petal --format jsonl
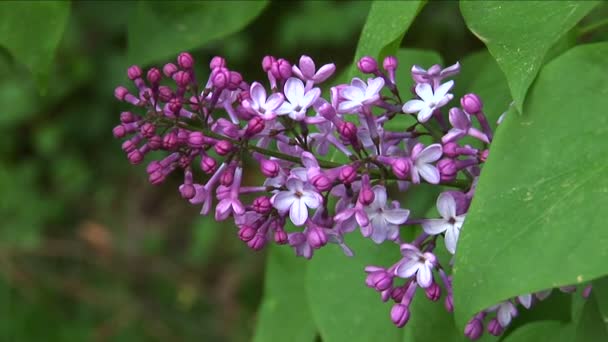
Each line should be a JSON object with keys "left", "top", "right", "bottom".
{"left": 371, "top": 185, "right": 387, "bottom": 207}
{"left": 416, "top": 144, "right": 443, "bottom": 164}
{"left": 289, "top": 199, "right": 308, "bottom": 226}
{"left": 421, "top": 218, "right": 449, "bottom": 235}
{"left": 284, "top": 77, "right": 304, "bottom": 104}
{"left": 417, "top": 265, "right": 432, "bottom": 288}
{"left": 250, "top": 82, "right": 267, "bottom": 106}
{"left": 444, "top": 224, "right": 460, "bottom": 254}
{"left": 437, "top": 192, "right": 457, "bottom": 219}
{"left": 342, "top": 86, "right": 364, "bottom": 102}
{"left": 365, "top": 77, "right": 385, "bottom": 97}
{"left": 383, "top": 208, "right": 410, "bottom": 225}
{"left": 415, "top": 82, "right": 434, "bottom": 102}
{"left": 402, "top": 99, "right": 426, "bottom": 113}
{"left": 299, "top": 55, "right": 316, "bottom": 79}
{"left": 395, "top": 259, "right": 419, "bottom": 278}
{"left": 417, "top": 163, "right": 440, "bottom": 184}
{"left": 417, "top": 106, "right": 434, "bottom": 123}
{"left": 434, "top": 80, "right": 454, "bottom": 99}
{"left": 301, "top": 191, "right": 321, "bottom": 209}
{"left": 314, "top": 63, "right": 336, "bottom": 83}
{"left": 265, "top": 92, "right": 285, "bottom": 111}
{"left": 271, "top": 191, "right": 296, "bottom": 212}
{"left": 301, "top": 88, "right": 321, "bottom": 108}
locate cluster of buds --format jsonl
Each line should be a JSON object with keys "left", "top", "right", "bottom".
{"left": 112, "top": 52, "right": 588, "bottom": 339}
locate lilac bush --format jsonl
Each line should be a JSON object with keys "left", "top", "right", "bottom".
{"left": 112, "top": 53, "right": 590, "bottom": 339}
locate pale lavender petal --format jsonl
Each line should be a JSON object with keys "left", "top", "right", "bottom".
{"left": 372, "top": 185, "right": 387, "bottom": 207}
{"left": 232, "top": 199, "right": 245, "bottom": 215}
{"left": 338, "top": 100, "right": 360, "bottom": 113}
{"left": 441, "top": 128, "right": 466, "bottom": 144}
{"left": 417, "top": 265, "right": 432, "bottom": 288}
{"left": 313, "top": 63, "right": 336, "bottom": 83}
{"left": 449, "top": 108, "right": 471, "bottom": 130}
{"left": 365, "top": 77, "right": 385, "bottom": 97}
{"left": 215, "top": 199, "right": 232, "bottom": 220}
{"left": 421, "top": 219, "right": 449, "bottom": 235}
{"left": 286, "top": 176, "right": 304, "bottom": 191}
{"left": 301, "top": 191, "right": 321, "bottom": 209}
{"left": 301, "top": 88, "right": 321, "bottom": 108}
{"left": 434, "top": 80, "right": 454, "bottom": 99}
{"left": 383, "top": 208, "right": 410, "bottom": 225}
{"left": 250, "top": 82, "right": 267, "bottom": 106}
{"left": 437, "top": 192, "right": 457, "bottom": 219}
{"left": 350, "top": 77, "right": 366, "bottom": 91}
{"left": 417, "top": 106, "right": 434, "bottom": 122}
{"left": 299, "top": 55, "right": 316, "bottom": 79}
{"left": 265, "top": 92, "right": 285, "bottom": 111}
{"left": 291, "top": 65, "right": 305, "bottom": 80}
{"left": 395, "top": 259, "right": 419, "bottom": 278}
{"left": 497, "top": 303, "right": 514, "bottom": 327}
{"left": 417, "top": 163, "right": 440, "bottom": 184}
{"left": 272, "top": 191, "right": 296, "bottom": 211}
{"left": 416, "top": 144, "right": 443, "bottom": 164}
{"left": 518, "top": 294, "right": 532, "bottom": 309}
{"left": 402, "top": 99, "right": 426, "bottom": 113}
{"left": 342, "top": 86, "right": 364, "bottom": 101}
{"left": 284, "top": 77, "right": 304, "bottom": 104}
{"left": 444, "top": 224, "right": 459, "bottom": 254}
{"left": 290, "top": 199, "right": 308, "bottom": 226}
{"left": 415, "top": 83, "right": 434, "bottom": 102}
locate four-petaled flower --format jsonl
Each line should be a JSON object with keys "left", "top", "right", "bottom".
{"left": 411, "top": 143, "right": 443, "bottom": 184}
{"left": 488, "top": 300, "right": 518, "bottom": 328}
{"left": 271, "top": 176, "right": 323, "bottom": 226}
{"left": 338, "top": 77, "right": 385, "bottom": 113}
{"left": 402, "top": 80, "right": 454, "bottom": 122}
{"left": 276, "top": 77, "right": 321, "bottom": 121}
{"left": 292, "top": 55, "right": 336, "bottom": 84}
{"left": 394, "top": 244, "right": 436, "bottom": 288}
{"left": 365, "top": 186, "right": 410, "bottom": 244}
{"left": 246, "top": 82, "right": 285, "bottom": 120}
{"left": 421, "top": 192, "right": 466, "bottom": 254}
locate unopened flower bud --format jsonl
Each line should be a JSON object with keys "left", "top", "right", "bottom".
{"left": 112, "top": 125, "right": 126, "bottom": 138}
{"left": 146, "top": 68, "right": 162, "bottom": 84}
{"left": 179, "top": 184, "right": 196, "bottom": 199}
{"left": 311, "top": 174, "right": 332, "bottom": 192}
{"left": 464, "top": 317, "right": 484, "bottom": 340}
{"left": 158, "top": 86, "right": 173, "bottom": 102}
{"left": 238, "top": 225, "right": 257, "bottom": 242}
{"left": 461, "top": 93, "right": 483, "bottom": 114}
{"left": 200, "top": 156, "right": 217, "bottom": 174}
{"left": 424, "top": 282, "right": 441, "bottom": 301}
{"left": 127, "top": 65, "right": 142, "bottom": 80}
{"left": 148, "top": 135, "right": 162, "bottom": 150}
{"left": 148, "top": 170, "right": 166, "bottom": 185}
{"left": 366, "top": 271, "right": 393, "bottom": 292}
{"left": 177, "top": 52, "right": 194, "bottom": 69}
{"left": 245, "top": 116, "right": 265, "bottom": 137}
{"left": 127, "top": 149, "right": 143, "bottom": 165}
{"left": 188, "top": 132, "right": 206, "bottom": 148}
{"left": 260, "top": 159, "right": 280, "bottom": 178}
{"left": 338, "top": 165, "right": 357, "bottom": 184}
{"left": 359, "top": 187, "right": 375, "bottom": 206}
{"left": 209, "top": 56, "right": 226, "bottom": 70}
{"left": 274, "top": 229, "right": 288, "bottom": 244}
{"left": 120, "top": 111, "right": 137, "bottom": 123}
{"left": 357, "top": 56, "right": 378, "bottom": 74}
{"left": 391, "top": 286, "right": 406, "bottom": 302}
{"left": 173, "top": 70, "right": 191, "bottom": 87}
{"left": 163, "top": 131, "right": 178, "bottom": 150}
{"left": 338, "top": 121, "right": 357, "bottom": 140}
{"left": 307, "top": 227, "right": 327, "bottom": 249}
{"left": 392, "top": 158, "right": 411, "bottom": 179}
{"left": 214, "top": 140, "right": 233, "bottom": 156}
{"left": 487, "top": 319, "right": 503, "bottom": 336}
{"left": 390, "top": 303, "right": 410, "bottom": 328}
{"left": 228, "top": 71, "right": 243, "bottom": 90}
{"left": 383, "top": 56, "right": 398, "bottom": 72}
{"left": 140, "top": 122, "right": 155, "bottom": 138}
{"left": 168, "top": 97, "right": 182, "bottom": 114}
{"left": 114, "top": 86, "right": 129, "bottom": 100}
{"left": 438, "top": 158, "right": 458, "bottom": 182}
{"left": 163, "top": 63, "right": 178, "bottom": 77}
{"left": 272, "top": 58, "right": 292, "bottom": 79}
{"left": 253, "top": 196, "right": 272, "bottom": 214}
{"left": 212, "top": 67, "right": 230, "bottom": 88}
{"left": 262, "top": 56, "right": 276, "bottom": 72}
{"left": 247, "top": 234, "right": 267, "bottom": 251}
{"left": 480, "top": 149, "right": 489, "bottom": 162}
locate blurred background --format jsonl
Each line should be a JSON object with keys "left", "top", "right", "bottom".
{"left": 1, "top": 1, "right": 605, "bottom": 341}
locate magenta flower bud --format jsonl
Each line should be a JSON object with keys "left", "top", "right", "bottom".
{"left": 188, "top": 132, "right": 205, "bottom": 148}
{"left": 253, "top": 196, "right": 272, "bottom": 214}
{"left": 211, "top": 68, "right": 230, "bottom": 88}
{"left": 140, "top": 122, "right": 155, "bottom": 138}
{"left": 114, "top": 86, "right": 128, "bottom": 100}
{"left": 120, "top": 111, "right": 137, "bottom": 123}
{"left": 122, "top": 140, "right": 136, "bottom": 153}
{"left": 148, "top": 170, "right": 166, "bottom": 185}
{"left": 461, "top": 93, "right": 483, "bottom": 114}
{"left": 307, "top": 227, "right": 327, "bottom": 249}
{"left": 158, "top": 86, "right": 173, "bottom": 102}
{"left": 311, "top": 174, "right": 332, "bottom": 192}
{"left": 444, "top": 293, "right": 454, "bottom": 313}
{"left": 148, "top": 135, "right": 162, "bottom": 150}
{"left": 146, "top": 161, "right": 162, "bottom": 174}
{"left": 359, "top": 187, "right": 375, "bottom": 206}
{"left": 390, "top": 304, "right": 410, "bottom": 328}
{"left": 465, "top": 317, "right": 484, "bottom": 340}
{"left": 357, "top": 56, "right": 378, "bottom": 74}
{"left": 338, "top": 121, "right": 357, "bottom": 140}
{"left": 220, "top": 168, "right": 234, "bottom": 186}
{"left": 146, "top": 67, "right": 162, "bottom": 84}
{"left": 437, "top": 158, "right": 458, "bottom": 182}
{"left": 487, "top": 318, "right": 503, "bottom": 336}
{"left": 262, "top": 55, "right": 276, "bottom": 72}
{"left": 391, "top": 286, "right": 406, "bottom": 302}
{"left": 228, "top": 71, "right": 243, "bottom": 90}
{"left": 272, "top": 58, "right": 292, "bottom": 79}
{"left": 112, "top": 125, "right": 126, "bottom": 138}
{"left": 366, "top": 271, "right": 393, "bottom": 292}
{"left": 392, "top": 158, "right": 411, "bottom": 179}
{"left": 173, "top": 70, "right": 191, "bottom": 87}
{"left": 338, "top": 165, "right": 357, "bottom": 184}
{"left": 163, "top": 63, "right": 178, "bottom": 77}
{"left": 214, "top": 140, "right": 233, "bottom": 156}
{"left": 177, "top": 52, "right": 194, "bottom": 69}
{"left": 247, "top": 234, "right": 267, "bottom": 251}
{"left": 383, "top": 56, "right": 398, "bottom": 72}
{"left": 200, "top": 156, "right": 217, "bottom": 174}
{"left": 127, "top": 65, "right": 142, "bottom": 80}
{"left": 127, "top": 149, "right": 143, "bottom": 165}
{"left": 317, "top": 102, "right": 337, "bottom": 120}
{"left": 274, "top": 229, "right": 288, "bottom": 245}
{"left": 245, "top": 116, "right": 265, "bottom": 137}
{"left": 480, "top": 149, "right": 489, "bottom": 162}
{"left": 424, "top": 282, "right": 441, "bottom": 301}
{"left": 442, "top": 142, "right": 460, "bottom": 158}
{"left": 238, "top": 225, "right": 257, "bottom": 242}
{"left": 209, "top": 56, "right": 226, "bottom": 70}
{"left": 163, "top": 131, "right": 178, "bottom": 150}
{"left": 180, "top": 184, "right": 196, "bottom": 199}
{"left": 260, "top": 159, "right": 280, "bottom": 178}
{"left": 168, "top": 97, "right": 182, "bottom": 114}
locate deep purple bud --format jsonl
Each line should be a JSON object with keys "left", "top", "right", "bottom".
{"left": 114, "top": 86, "right": 128, "bottom": 100}
{"left": 163, "top": 131, "right": 178, "bottom": 150}
{"left": 163, "top": 63, "right": 178, "bottom": 77}
{"left": 272, "top": 58, "right": 292, "bottom": 79}
{"left": 359, "top": 187, "right": 375, "bottom": 206}
{"left": 311, "top": 174, "right": 332, "bottom": 192}
{"left": 146, "top": 68, "right": 162, "bottom": 84}
{"left": 120, "top": 111, "right": 137, "bottom": 123}
{"left": 444, "top": 293, "right": 454, "bottom": 313}
{"left": 437, "top": 158, "right": 458, "bottom": 182}
{"left": 383, "top": 56, "right": 398, "bottom": 72}
{"left": 168, "top": 97, "right": 182, "bottom": 114}
{"left": 307, "top": 227, "right": 327, "bottom": 249}
{"left": 245, "top": 116, "right": 265, "bottom": 137}
{"left": 122, "top": 139, "right": 136, "bottom": 153}
{"left": 173, "top": 70, "right": 191, "bottom": 87}
{"left": 391, "top": 286, "right": 406, "bottom": 302}
{"left": 487, "top": 318, "right": 503, "bottom": 336}
{"left": 188, "top": 132, "right": 206, "bottom": 148}
{"left": 253, "top": 196, "right": 272, "bottom": 214}
{"left": 357, "top": 56, "right": 378, "bottom": 74}
{"left": 200, "top": 156, "right": 217, "bottom": 174}
{"left": 211, "top": 67, "right": 230, "bottom": 88}
{"left": 148, "top": 135, "right": 162, "bottom": 150}
{"left": 127, "top": 65, "right": 142, "bottom": 80}
{"left": 262, "top": 56, "right": 276, "bottom": 72}
{"left": 338, "top": 165, "right": 357, "bottom": 184}
{"left": 238, "top": 225, "right": 257, "bottom": 242}
{"left": 228, "top": 71, "right": 243, "bottom": 90}
{"left": 127, "top": 149, "right": 143, "bottom": 165}
{"left": 140, "top": 122, "right": 155, "bottom": 138}
{"left": 480, "top": 149, "right": 489, "bottom": 162}
{"left": 274, "top": 229, "right": 288, "bottom": 245}
{"left": 177, "top": 52, "right": 194, "bottom": 69}
{"left": 146, "top": 161, "right": 162, "bottom": 174}
{"left": 392, "top": 158, "right": 411, "bottom": 179}
{"left": 366, "top": 271, "right": 393, "bottom": 292}
{"left": 338, "top": 121, "right": 357, "bottom": 140}
{"left": 390, "top": 304, "right": 410, "bottom": 328}
{"left": 465, "top": 318, "right": 484, "bottom": 340}
{"left": 180, "top": 184, "right": 196, "bottom": 199}
{"left": 209, "top": 56, "right": 226, "bottom": 70}
{"left": 220, "top": 168, "right": 234, "bottom": 186}
{"left": 112, "top": 125, "right": 126, "bottom": 138}
{"left": 247, "top": 234, "right": 267, "bottom": 251}
{"left": 260, "top": 159, "right": 280, "bottom": 178}
{"left": 443, "top": 142, "right": 459, "bottom": 158}
{"left": 148, "top": 170, "right": 166, "bottom": 185}
{"left": 461, "top": 93, "right": 483, "bottom": 114}
{"left": 214, "top": 140, "right": 233, "bottom": 156}
{"left": 158, "top": 86, "right": 174, "bottom": 102}
{"left": 424, "top": 282, "right": 441, "bottom": 301}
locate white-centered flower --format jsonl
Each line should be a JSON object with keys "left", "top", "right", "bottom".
{"left": 271, "top": 176, "right": 322, "bottom": 226}
{"left": 247, "top": 82, "right": 284, "bottom": 120}
{"left": 402, "top": 80, "right": 454, "bottom": 122}
{"left": 411, "top": 143, "right": 443, "bottom": 184}
{"left": 365, "top": 186, "right": 410, "bottom": 244}
{"left": 338, "top": 77, "right": 385, "bottom": 113}
{"left": 394, "top": 244, "right": 436, "bottom": 288}
{"left": 421, "top": 192, "right": 466, "bottom": 254}
{"left": 276, "top": 77, "right": 320, "bottom": 121}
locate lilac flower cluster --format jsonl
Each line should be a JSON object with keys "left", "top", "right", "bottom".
{"left": 111, "top": 52, "right": 586, "bottom": 339}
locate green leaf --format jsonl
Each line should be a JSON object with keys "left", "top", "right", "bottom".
{"left": 503, "top": 321, "right": 573, "bottom": 342}
{"left": 306, "top": 234, "right": 402, "bottom": 342}
{"left": 575, "top": 293, "right": 608, "bottom": 341}
{"left": 128, "top": 1, "right": 269, "bottom": 66}
{"left": 460, "top": 1, "right": 599, "bottom": 112}
{"left": 452, "top": 42, "right": 608, "bottom": 330}
{"left": 592, "top": 277, "right": 608, "bottom": 329}
{"left": 352, "top": 0, "right": 426, "bottom": 76}
{"left": 253, "top": 245, "right": 317, "bottom": 342}
{"left": 0, "top": 1, "right": 70, "bottom": 88}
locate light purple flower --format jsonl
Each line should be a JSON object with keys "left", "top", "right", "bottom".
{"left": 489, "top": 301, "right": 518, "bottom": 328}
{"left": 422, "top": 192, "right": 466, "bottom": 254}
{"left": 271, "top": 176, "right": 322, "bottom": 226}
{"left": 518, "top": 294, "right": 532, "bottom": 309}
{"left": 247, "top": 82, "right": 284, "bottom": 120}
{"left": 410, "top": 143, "right": 442, "bottom": 184}
{"left": 442, "top": 108, "right": 489, "bottom": 144}
{"left": 394, "top": 244, "right": 436, "bottom": 288}
{"left": 215, "top": 167, "right": 246, "bottom": 220}
{"left": 338, "top": 77, "right": 385, "bottom": 113}
{"left": 411, "top": 62, "right": 460, "bottom": 86}
{"left": 276, "top": 77, "right": 321, "bottom": 121}
{"left": 402, "top": 80, "right": 454, "bottom": 122}
{"left": 288, "top": 231, "right": 313, "bottom": 259}
{"left": 292, "top": 55, "right": 336, "bottom": 84}
{"left": 365, "top": 186, "right": 410, "bottom": 244}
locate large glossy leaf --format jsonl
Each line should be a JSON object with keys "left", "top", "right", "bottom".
{"left": 253, "top": 245, "right": 317, "bottom": 342}
{"left": 460, "top": 1, "right": 599, "bottom": 112}
{"left": 503, "top": 321, "right": 573, "bottom": 342}
{"left": 306, "top": 234, "right": 402, "bottom": 342}
{"left": 452, "top": 43, "right": 608, "bottom": 329}
{"left": 574, "top": 293, "right": 608, "bottom": 341}
{"left": 592, "top": 276, "right": 608, "bottom": 327}
{"left": 128, "top": 1, "right": 268, "bottom": 66}
{"left": 351, "top": 0, "right": 426, "bottom": 76}
{"left": 0, "top": 1, "right": 70, "bottom": 88}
